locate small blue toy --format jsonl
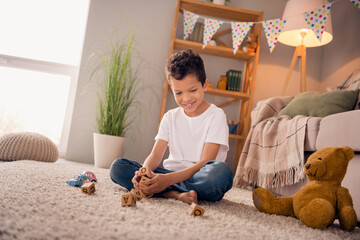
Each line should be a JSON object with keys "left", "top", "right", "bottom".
{"left": 66, "top": 174, "right": 90, "bottom": 187}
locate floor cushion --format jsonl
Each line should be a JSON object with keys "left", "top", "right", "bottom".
{"left": 0, "top": 132, "right": 58, "bottom": 162}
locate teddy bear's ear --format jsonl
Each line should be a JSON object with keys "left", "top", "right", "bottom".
{"left": 341, "top": 146, "right": 354, "bottom": 161}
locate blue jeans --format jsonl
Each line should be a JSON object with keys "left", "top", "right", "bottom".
{"left": 110, "top": 158, "right": 233, "bottom": 202}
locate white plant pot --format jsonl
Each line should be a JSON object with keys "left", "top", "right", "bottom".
{"left": 213, "top": 0, "right": 226, "bottom": 5}
{"left": 93, "top": 133, "right": 125, "bottom": 169}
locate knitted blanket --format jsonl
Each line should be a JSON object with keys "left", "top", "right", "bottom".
{"left": 234, "top": 96, "right": 309, "bottom": 189}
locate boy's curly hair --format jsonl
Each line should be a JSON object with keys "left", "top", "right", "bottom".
{"left": 165, "top": 49, "right": 206, "bottom": 86}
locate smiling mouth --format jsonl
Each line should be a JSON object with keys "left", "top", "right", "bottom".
{"left": 183, "top": 102, "right": 195, "bottom": 108}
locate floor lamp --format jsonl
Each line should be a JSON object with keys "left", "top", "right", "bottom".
{"left": 278, "top": 0, "right": 333, "bottom": 95}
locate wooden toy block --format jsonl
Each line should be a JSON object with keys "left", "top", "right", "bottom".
{"left": 187, "top": 203, "right": 205, "bottom": 216}
{"left": 130, "top": 188, "right": 143, "bottom": 201}
{"left": 137, "top": 176, "right": 153, "bottom": 198}
{"left": 139, "top": 166, "right": 150, "bottom": 176}
{"left": 121, "top": 193, "right": 136, "bottom": 207}
{"left": 81, "top": 182, "right": 96, "bottom": 195}
{"left": 139, "top": 175, "right": 150, "bottom": 187}
{"left": 130, "top": 188, "right": 152, "bottom": 199}
{"left": 140, "top": 191, "right": 153, "bottom": 199}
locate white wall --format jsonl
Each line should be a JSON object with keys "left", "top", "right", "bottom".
{"left": 66, "top": 0, "right": 360, "bottom": 168}
{"left": 321, "top": 0, "right": 360, "bottom": 88}
{"left": 66, "top": 0, "right": 176, "bottom": 164}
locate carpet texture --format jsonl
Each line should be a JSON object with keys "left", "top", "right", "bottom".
{"left": 0, "top": 159, "right": 359, "bottom": 240}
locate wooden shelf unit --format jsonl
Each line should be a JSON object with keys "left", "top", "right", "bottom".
{"left": 174, "top": 39, "right": 255, "bottom": 60}
{"left": 160, "top": 0, "right": 263, "bottom": 171}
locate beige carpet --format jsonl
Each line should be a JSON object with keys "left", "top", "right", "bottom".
{"left": 0, "top": 159, "right": 359, "bottom": 240}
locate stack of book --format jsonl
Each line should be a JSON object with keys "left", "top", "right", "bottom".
{"left": 226, "top": 69, "right": 242, "bottom": 92}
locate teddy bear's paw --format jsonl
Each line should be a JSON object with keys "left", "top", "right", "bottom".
{"left": 298, "top": 198, "right": 335, "bottom": 229}
{"left": 252, "top": 188, "right": 276, "bottom": 213}
{"left": 339, "top": 206, "right": 357, "bottom": 231}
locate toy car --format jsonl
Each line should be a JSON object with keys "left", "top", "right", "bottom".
{"left": 66, "top": 174, "right": 90, "bottom": 187}
{"left": 82, "top": 171, "right": 97, "bottom": 182}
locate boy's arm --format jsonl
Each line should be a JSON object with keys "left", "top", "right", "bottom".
{"left": 132, "top": 139, "right": 167, "bottom": 189}
{"left": 172, "top": 142, "right": 220, "bottom": 182}
{"left": 140, "top": 142, "right": 220, "bottom": 193}
{"left": 143, "top": 139, "right": 168, "bottom": 170}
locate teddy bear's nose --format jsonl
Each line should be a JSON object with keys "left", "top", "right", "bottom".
{"left": 305, "top": 164, "right": 311, "bottom": 170}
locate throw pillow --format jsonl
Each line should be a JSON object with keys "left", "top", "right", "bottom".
{"left": 277, "top": 89, "right": 359, "bottom": 118}
{"left": 0, "top": 132, "right": 58, "bottom": 162}
{"left": 346, "top": 72, "right": 360, "bottom": 110}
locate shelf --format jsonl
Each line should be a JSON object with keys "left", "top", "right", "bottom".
{"left": 229, "top": 134, "right": 246, "bottom": 140}
{"left": 206, "top": 88, "right": 250, "bottom": 100}
{"left": 180, "top": 0, "right": 262, "bottom": 22}
{"left": 160, "top": 0, "right": 263, "bottom": 171}
{"left": 174, "top": 39, "right": 254, "bottom": 61}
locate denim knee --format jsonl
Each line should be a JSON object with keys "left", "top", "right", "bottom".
{"left": 110, "top": 158, "right": 141, "bottom": 190}
{"left": 194, "top": 161, "right": 233, "bottom": 201}
{"left": 204, "top": 161, "right": 233, "bottom": 182}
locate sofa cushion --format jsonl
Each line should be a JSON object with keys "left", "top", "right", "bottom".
{"left": 316, "top": 110, "right": 360, "bottom": 151}
{"left": 0, "top": 132, "right": 58, "bottom": 162}
{"left": 277, "top": 89, "right": 359, "bottom": 118}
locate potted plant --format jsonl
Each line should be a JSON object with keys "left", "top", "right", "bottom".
{"left": 92, "top": 29, "right": 142, "bottom": 168}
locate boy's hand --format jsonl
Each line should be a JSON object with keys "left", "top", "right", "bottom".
{"left": 131, "top": 166, "right": 155, "bottom": 189}
{"left": 139, "top": 173, "right": 170, "bottom": 194}
{"left": 131, "top": 170, "right": 142, "bottom": 189}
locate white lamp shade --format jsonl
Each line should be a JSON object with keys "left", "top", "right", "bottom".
{"left": 278, "top": 0, "right": 333, "bottom": 47}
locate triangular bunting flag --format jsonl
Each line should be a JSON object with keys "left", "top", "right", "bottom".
{"left": 349, "top": 0, "right": 360, "bottom": 10}
{"left": 231, "top": 22, "right": 253, "bottom": 54}
{"left": 203, "top": 18, "right": 223, "bottom": 49}
{"left": 262, "top": 18, "right": 287, "bottom": 53}
{"left": 303, "top": 3, "right": 332, "bottom": 42}
{"left": 183, "top": 10, "right": 199, "bottom": 40}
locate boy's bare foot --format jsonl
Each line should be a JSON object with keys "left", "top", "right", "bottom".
{"left": 163, "top": 190, "right": 198, "bottom": 205}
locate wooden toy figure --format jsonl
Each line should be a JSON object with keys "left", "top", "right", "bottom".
{"left": 81, "top": 182, "right": 96, "bottom": 195}
{"left": 217, "top": 75, "right": 227, "bottom": 90}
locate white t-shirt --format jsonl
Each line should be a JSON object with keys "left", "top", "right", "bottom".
{"left": 155, "top": 104, "right": 229, "bottom": 171}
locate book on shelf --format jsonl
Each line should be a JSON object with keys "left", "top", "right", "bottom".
{"left": 226, "top": 69, "right": 242, "bottom": 92}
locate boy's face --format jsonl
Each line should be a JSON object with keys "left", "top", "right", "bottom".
{"left": 170, "top": 74, "right": 209, "bottom": 117}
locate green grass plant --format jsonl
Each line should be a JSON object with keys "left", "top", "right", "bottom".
{"left": 95, "top": 29, "right": 141, "bottom": 137}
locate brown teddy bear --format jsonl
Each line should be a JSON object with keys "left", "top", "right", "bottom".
{"left": 252, "top": 146, "right": 357, "bottom": 231}
{"left": 242, "top": 33, "right": 258, "bottom": 54}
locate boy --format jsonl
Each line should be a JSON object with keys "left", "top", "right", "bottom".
{"left": 110, "top": 49, "right": 233, "bottom": 204}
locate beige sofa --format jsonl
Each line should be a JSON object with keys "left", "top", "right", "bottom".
{"left": 235, "top": 70, "right": 360, "bottom": 221}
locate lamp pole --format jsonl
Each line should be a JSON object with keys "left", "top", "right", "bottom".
{"left": 281, "top": 31, "right": 307, "bottom": 95}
